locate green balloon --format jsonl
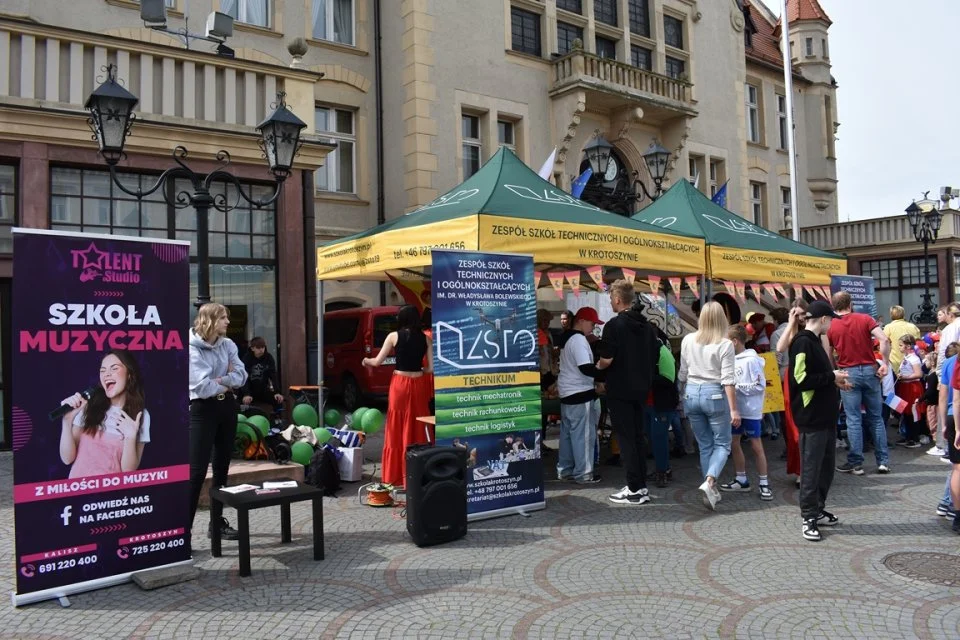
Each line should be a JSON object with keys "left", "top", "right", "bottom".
{"left": 236, "top": 413, "right": 250, "bottom": 425}
{"left": 234, "top": 423, "right": 257, "bottom": 454}
{"left": 292, "top": 403, "right": 319, "bottom": 428}
{"left": 360, "top": 408, "right": 385, "bottom": 434}
{"left": 291, "top": 441, "right": 314, "bottom": 466}
{"left": 313, "top": 427, "right": 332, "bottom": 444}
{"left": 323, "top": 408, "right": 342, "bottom": 427}
{"left": 246, "top": 414, "right": 270, "bottom": 437}
{"left": 351, "top": 407, "right": 369, "bottom": 426}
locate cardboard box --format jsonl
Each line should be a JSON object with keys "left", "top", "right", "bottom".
{"left": 338, "top": 447, "right": 363, "bottom": 482}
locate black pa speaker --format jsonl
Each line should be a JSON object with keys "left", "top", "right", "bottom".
{"left": 405, "top": 445, "right": 467, "bottom": 547}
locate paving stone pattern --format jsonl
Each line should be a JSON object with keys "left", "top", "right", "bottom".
{"left": 1, "top": 441, "right": 959, "bottom": 639}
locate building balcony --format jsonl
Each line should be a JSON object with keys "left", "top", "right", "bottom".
{"left": 799, "top": 210, "right": 960, "bottom": 255}
{"left": 550, "top": 50, "right": 697, "bottom": 123}
{"left": 0, "top": 16, "right": 329, "bottom": 167}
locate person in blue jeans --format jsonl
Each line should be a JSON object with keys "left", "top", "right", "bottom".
{"left": 936, "top": 342, "right": 960, "bottom": 517}
{"left": 826, "top": 291, "right": 891, "bottom": 475}
{"left": 679, "top": 301, "right": 738, "bottom": 511}
{"left": 647, "top": 332, "right": 679, "bottom": 487}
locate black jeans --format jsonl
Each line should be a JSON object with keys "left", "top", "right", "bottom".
{"left": 188, "top": 395, "right": 238, "bottom": 527}
{"left": 607, "top": 397, "right": 649, "bottom": 492}
{"left": 799, "top": 428, "right": 836, "bottom": 521}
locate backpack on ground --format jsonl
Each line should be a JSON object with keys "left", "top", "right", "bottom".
{"left": 305, "top": 446, "right": 341, "bottom": 496}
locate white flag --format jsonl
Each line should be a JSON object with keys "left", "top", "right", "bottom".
{"left": 537, "top": 148, "right": 557, "bottom": 182}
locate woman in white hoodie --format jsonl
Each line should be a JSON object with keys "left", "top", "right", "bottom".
{"left": 188, "top": 303, "right": 247, "bottom": 542}
{"left": 719, "top": 324, "right": 772, "bottom": 500}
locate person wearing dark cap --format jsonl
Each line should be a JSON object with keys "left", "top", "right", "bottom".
{"left": 556, "top": 307, "right": 605, "bottom": 484}
{"left": 789, "top": 300, "right": 852, "bottom": 541}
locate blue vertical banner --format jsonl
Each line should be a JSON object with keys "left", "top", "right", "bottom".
{"left": 830, "top": 275, "right": 878, "bottom": 319}
{"left": 431, "top": 250, "right": 545, "bottom": 520}
{"left": 11, "top": 229, "right": 191, "bottom": 606}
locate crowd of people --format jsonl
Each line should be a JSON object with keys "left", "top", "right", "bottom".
{"left": 544, "top": 285, "right": 960, "bottom": 542}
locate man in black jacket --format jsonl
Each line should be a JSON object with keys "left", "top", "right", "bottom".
{"left": 789, "top": 301, "right": 851, "bottom": 541}
{"left": 240, "top": 336, "right": 284, "bottom": 412}
{"left": 597, "top": 280, "right": 661, "bottom": 505}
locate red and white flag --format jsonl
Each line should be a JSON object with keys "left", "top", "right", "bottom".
{"left": 566, "top": 270, "right": 581, "bottom": 297}
{"left": 793, "top": 284, "right": 804, "bottom": 299}
{"left": 648, "top": 275, "right": 662, "bottom": 297}
{"left": 548, "top": 272, "right": 565, "bottom": 299}
{"left": 735, "top": 281, "right": 747, "bottom": 303}
{"left": 685, "top": 276, "right": 699, "bottom": 299}
{"left": 763, "top": 283, "right": 778, "bottom": 301}
{"left": 724, "top": 281, "right": 737, "bottom": 299}
{"left": 668, "top": 277, "right": 682, "bottom": 300}
{"left": 774, "top": 283, "right": 788, "bottom": 299}
{"left": 622, "top": 268, "right": 636, "bottom": 285}
{"left": 533, "top": 271, "right": 542, "bottom": 288}
{"left": 586, "top": 266, "right": 605, "bottom": 290}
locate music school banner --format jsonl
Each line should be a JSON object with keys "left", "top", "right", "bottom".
{"left": 11, "top": 229, "right": 191, "bottom": 605}
{"left": 431, "top": 250, "right": 544, "bottom": 520}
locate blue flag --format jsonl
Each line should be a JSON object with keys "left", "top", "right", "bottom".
{"left": 711, "top": 181, "right": 728, "bottom": 208}
{"left": 571, "top": 168, "right": 593, "bottom": 199}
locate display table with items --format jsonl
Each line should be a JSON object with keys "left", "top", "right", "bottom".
{"left": 210, "top": 479, "right": 325, "bottom": 577}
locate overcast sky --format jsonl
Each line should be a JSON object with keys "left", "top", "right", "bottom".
{"left": 759, "top": 0, "right": 960, "bottom": 221}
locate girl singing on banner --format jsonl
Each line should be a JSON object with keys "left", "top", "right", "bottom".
{"left": 59, "top": 349, "right": 150, "bottom": 478}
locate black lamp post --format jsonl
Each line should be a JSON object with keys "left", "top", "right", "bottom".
{"left": 581, "top": 134, "right": 671, "bottom": 213}
{"left": 905, "top": 200, "right": 942, "bottom": 325}
{"left": 85, "top": 64, "right": 307, "bottom": 307}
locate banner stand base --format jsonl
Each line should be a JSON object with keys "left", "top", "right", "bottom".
{"left": 467, "top": 501, "right": 545, "bottom": 523}
{"left": 11, "top": 559, "right": 194, "bottom": 609}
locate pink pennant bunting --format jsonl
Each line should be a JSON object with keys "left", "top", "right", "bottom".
{"left": 548, "top": 272, "right": 565, "bottom": 300}
{"left": 793, "top": 284, "right": 804, "bottom": 299}
{"left": 533, "top": 271, "right": 542, "bottom": 288}
{"left": 804, "top": 285, "right": 820, "bottom": 300}
{"left": 820, "top": 286, "right": 833, "bottom": 301}
{"left": 566, "top": 270, "right": 582, "bottom": 297}
{"left": 749, "top": 283, "right": 762, "bottom": 302}
{"left": 774, "top": 283, "right": 788, "bottom": 299}
{"left": 622, "top": 268, "right": 635, "bottom": 285}
{"left": 763, "top": 283, "right": 778, "bottom": 302}
{"left": 735, "top": 282, "right": 747, "bottom": 303}
{"left": 684, "top": 276, "right": 699, "bottom": 299}
{"left": 724, "top": 281, "right": 737, "bottom": 299}
{"left": 648, "top": 275, "right": 662, "bottom": 297}
{"left": 668, "top": 277, "right": 682, "bottom": 300}
{"left": 586, "top": 266, "right": 605, "bottom": 290}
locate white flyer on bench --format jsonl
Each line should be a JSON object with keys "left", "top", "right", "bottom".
{"left": 262, "top": 481, "right": 299, "bottom": 489}
{"left": 221, "top": 484, "right": 259, "bottom": 494}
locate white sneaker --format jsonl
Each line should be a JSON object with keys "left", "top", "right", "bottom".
{"left": 926, "top": 446, "right": 947, "bottom": 457}
{"left": 699, "top": 480, "right": 718, "bottom": 511}
{"left": 608, "top": 485, "right": 651, "bottom": 505}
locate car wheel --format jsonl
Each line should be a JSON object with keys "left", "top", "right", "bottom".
{"left": 342, "top": 375, "right": 361, "bottom": 412}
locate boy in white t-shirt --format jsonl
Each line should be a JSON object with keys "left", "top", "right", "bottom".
{"left": 557, "top": 307, "right": 604, "bottom": 484}
{"left": 720, "top": 324, "right": 773, "bottom": 500}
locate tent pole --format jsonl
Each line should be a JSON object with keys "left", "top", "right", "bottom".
{"left": 317, "top": 278, "right": 324, "bottom": 394}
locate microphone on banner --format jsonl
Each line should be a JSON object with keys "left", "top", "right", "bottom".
{"left": 49, "top": 386, "right": 98, "bottom": 421}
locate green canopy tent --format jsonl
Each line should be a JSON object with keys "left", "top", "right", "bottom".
{"left": 316, "top": 147, "right": 706, "bottom": 282}
{"left": 632, "top": 178, "right": 846, "bottom": 286}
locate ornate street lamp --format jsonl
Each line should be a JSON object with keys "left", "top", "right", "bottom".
{"left": 905, "top": 199, "right": 941, "bottom": 325}
{"left": 85, "top": 65, "right": 306, "bottom": 307}
{"left": 580, "top": 134, "right": 672, "bottom": 214}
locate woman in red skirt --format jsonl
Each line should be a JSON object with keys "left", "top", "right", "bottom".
{"left": 894, "top": 334, "right": 925, "bottom": 448}
{"left": 362, "top": 305, "right": 433, "bottom": 488}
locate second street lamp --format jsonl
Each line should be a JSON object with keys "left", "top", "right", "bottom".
{"left": 580, "top": 134, "right": 671, "bottom": 215}
{"left": 85, "top": 65, "right": 307, "bottom": 307}
{"left": 905, "top": 199, "right": 941, "bottom": 326}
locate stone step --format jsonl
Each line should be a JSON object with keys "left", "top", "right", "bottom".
{"left": 199, "top": 460, "right": 305, "bottom": 508}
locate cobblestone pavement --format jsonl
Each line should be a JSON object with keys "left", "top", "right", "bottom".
{"left": 1, "top": 438, "right": 959, "bottom": 639}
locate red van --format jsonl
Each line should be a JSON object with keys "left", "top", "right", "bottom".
{"left": 322, "top": 306, "right": 399, "bottom": 410}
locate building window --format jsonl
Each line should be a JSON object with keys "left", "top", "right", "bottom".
{"left": 750, "top": 182, "right": 764, "bottom": 226}
{"left": 315, "top": 106, "right": 356, "bottom": 194}
{"left": 220, "top": 0, "right": 271, "bottom": 28}
{"left": 462, "top": 114, "right": 482, "bottom": 178}
{"left": 746, "top": 83, "right": 760, "bottom": 144}
{"left": 595, "top": 36, "right": 617, "bottom": 60}
{"left": 556, "top": 0, "right": 582, "bottom": 14}
{"left": 557, "top": 22, "right": 583, "bottom": 55}
{"left": 805, "top": 37, "right": 814, "bottom": 56}
{"left": 0, "top": 165, "right": 15, "bottom": 254}
{"left": 630, "top": 45, "right": 652, "bottom": 70}
{"left": 781, "top": 187, "right": 791, "bottom": 225}
{"left": 863, "top": 257, "right": 939, "bottom": 321}
{"left": 497, "top": 120, "right": 515, "bottom": 151}
{"left": 175, "top": 179, "right": 277, "bottom": 261}
{"left": 628, "top": 0, "right": 649, "bottom": 37}
{"left": 688, "top": 157, "right": 698, "bottom": 181}
{"left": 594, "top": 0, "right": 617, "bottom": 26}
{"left": 664, "top": 15, "right": 683, "bottom": 49}
{"left": 824, "top": 94, "right": 836, "bottom": 157}
{"left": 744, "top": 28, "right": 753, "bottom": 49}
{"left": 50, "top": 167, "right": 169, "bottom": 238}
{"left": 511, "top": 7, "right": 541, "bottom": 56}
{"left": 777, "top": 94, "right": 788, "bottom": 150}
{"left": 709, "top": 160, "right": 723, "bottom": 197}
{"left": 312, "top": 0, "right": 354, "bottom": 45}
{"left": 665, "top": 56, "right": 685, "bottom": 80}
{"left": 822, "top": 38, "right": 829, "bottom": 58}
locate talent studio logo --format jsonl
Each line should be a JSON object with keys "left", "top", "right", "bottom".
{"left": 70, "top": 242, "right": 143, "bottom": 284}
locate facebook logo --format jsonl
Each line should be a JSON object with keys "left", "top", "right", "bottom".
{"left": 60, "top": 505, "right": 72, "bottom": 526}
